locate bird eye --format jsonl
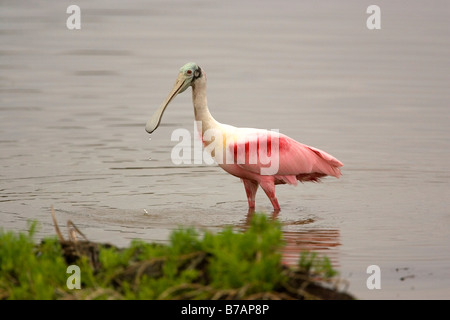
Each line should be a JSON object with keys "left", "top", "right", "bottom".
{"left": 186, "top": 70, "right": 192, "bottom": 75}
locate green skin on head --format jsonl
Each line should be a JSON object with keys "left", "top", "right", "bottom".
{"left": 145, "top": 62, "right": 202, "bottom": 133}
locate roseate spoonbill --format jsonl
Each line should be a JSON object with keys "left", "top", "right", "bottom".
{"left": 145, "top": 62, "right": 343, "bottom": 211}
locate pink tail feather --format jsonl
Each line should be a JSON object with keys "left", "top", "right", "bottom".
{"left": 305, "top": 146, "right": 343, "bottom": 178}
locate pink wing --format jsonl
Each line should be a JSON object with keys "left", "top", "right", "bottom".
{"left": 227, "top": 129, "right": 343, "bottom": 183}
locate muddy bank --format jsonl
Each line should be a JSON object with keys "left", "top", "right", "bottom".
{"left": 59, "top": 240, "right": 354, "bottom": 300}
{"left": 1, "top": 213, "right": 355, "bottom": 300}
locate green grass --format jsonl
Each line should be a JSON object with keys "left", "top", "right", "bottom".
{"left": 0, "top": 221, "right": 67, "bottom": 299}
{"left": 298, "top": 251, "right": 338, "bottom": 279}
{"left": 0, "top": 214, "right": 343, "bottom": 300}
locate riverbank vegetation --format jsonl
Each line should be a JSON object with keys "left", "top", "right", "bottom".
{"left": 0, "top": 212, "right": 354, "bottom": 300}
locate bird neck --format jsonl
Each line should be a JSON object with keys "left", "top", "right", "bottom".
{"left": 191, "top": 78, "right": 218, "bottom": 135}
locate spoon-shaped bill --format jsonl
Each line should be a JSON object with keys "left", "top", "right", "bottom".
{"left": 145, "top": 74, "right": 186, "bottom": 134}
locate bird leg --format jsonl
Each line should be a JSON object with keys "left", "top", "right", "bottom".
{"left": 259, "top": 180, "right": 281, "bottom": 212}
{"left": 242, "top": 179, "right": 259, "bottom": 209}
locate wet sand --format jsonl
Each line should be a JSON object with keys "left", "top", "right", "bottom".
{"left": 1, "top": 1, "right": 449, "bottom": 299}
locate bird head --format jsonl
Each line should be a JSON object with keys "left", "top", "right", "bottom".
{"left": 145, "top": 62, "right": 203, "bottom": 134}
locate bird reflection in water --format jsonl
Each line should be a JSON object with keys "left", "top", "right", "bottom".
{"left": 244, "top": 209, "right": 341, "bottom": 267}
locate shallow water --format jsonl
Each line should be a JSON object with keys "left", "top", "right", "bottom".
{"left": 1, "top": 0, "right": 449, "bottom": 299}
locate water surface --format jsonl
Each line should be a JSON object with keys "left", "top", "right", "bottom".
{"left": 1, "top": 0, "right": 449, "bottom": 299}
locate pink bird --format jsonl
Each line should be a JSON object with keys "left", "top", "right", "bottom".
{"left": 146, "top": 62, "right": 343, "bottom": 211}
